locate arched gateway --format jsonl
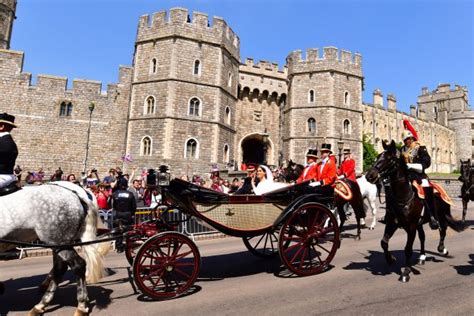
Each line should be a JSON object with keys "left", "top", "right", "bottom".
{"left": 239, "top": 133, "right": 273, "bottom": 166}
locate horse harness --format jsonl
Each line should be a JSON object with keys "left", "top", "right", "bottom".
{"left": 0, "top": 181, "right": 21, "bottom": 196}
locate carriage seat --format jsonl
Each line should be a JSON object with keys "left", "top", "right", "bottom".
{"left": 0, "top": 181, "right": 21, "bottom": 197}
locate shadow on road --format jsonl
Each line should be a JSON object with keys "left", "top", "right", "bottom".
{"left": 0, "top": 271, "right": 116, "bottom": 314}
{"left": 342, "top": 249, "right": 448, "bottom": 278}
{"left": 452, "top": 253, "right": 474, "bottom": 275}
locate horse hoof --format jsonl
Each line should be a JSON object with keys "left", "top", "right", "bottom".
{"left": 418, "top": 254, "right": 426, "bottom": 265}
{"left": 438, "top": 246, "right": 448, "bottom": 255}
{"left": 355, "top": 235, "right": 361, "bottom": 241}
{"left": 28, "top": 307, "right": 44, "bottom": 316}
{"left": 400, "top": 275, "right": 410, "bottom": 283}
{"left": 74, "top": 308, "right": 89, "bottom": 316}
{"left": 369, "top": 226, "right": 375, "bottom": 230}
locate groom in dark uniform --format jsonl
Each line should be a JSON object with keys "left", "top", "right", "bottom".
{"left": 0, "top": 113, "right": 19, "bottom": 190}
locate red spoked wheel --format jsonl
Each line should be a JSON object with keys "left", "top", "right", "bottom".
{"left": 279, "top": 202, "right": 340, "bottom": 276}
{"left": 242, "top": 229, "right": 279, "bottom": 258}
{"left": 132, "top": 232, "right": 201, "bottom": 300}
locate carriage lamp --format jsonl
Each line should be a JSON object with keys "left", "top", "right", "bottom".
{"left": 158, "top": 165, "right": 170, "bottom": 186}
{"left": 337, "top": 138, "right": 344, "bottom": 168}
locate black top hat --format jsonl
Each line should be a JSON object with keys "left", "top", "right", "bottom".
{"left": 343, "top": 148, "right": 351, "bottom": 154}
{"left": 0, "top": 113, "right": 17, "bottom": 128}
{"left": 306, "top": 149, "right": 318, "bottom": 158}
{"left": 320, "top": 143, "right": 332, "bottom": 153}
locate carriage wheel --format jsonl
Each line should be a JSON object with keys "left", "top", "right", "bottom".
{"left": 125, "top": 234, "right": 148, "bottom": 266}
{"left": 279, "top": 203, "right": 340, "bottom": 276}
{"left": 242, "top": 229, "right": 280, "bottom": 258}
{"left": 132, "top": 232, "right": 201, "bottom": 299}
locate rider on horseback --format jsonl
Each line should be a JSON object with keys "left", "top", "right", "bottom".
{"left": 0, "top": 113, "right": 18, "bottom": 191}
{"left": 401, "top": 120, "right": 439, "bottom": 230}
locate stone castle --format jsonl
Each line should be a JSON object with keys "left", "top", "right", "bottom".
{"left": 0, "top": 2, "right": 472, "bottom": 178}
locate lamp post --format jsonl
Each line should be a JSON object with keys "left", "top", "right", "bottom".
{"left": 83, "top": 102, "right": 95, "bottom": 174}
{"left": 261, "top": 128, "right": 269, "bottom": 165}
{"left": 337, "top": 137, "right": 344, "bottom": 168}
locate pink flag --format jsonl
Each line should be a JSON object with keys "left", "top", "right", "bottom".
{"left": 121, "top": 153, "right": 133, "bottom": 163}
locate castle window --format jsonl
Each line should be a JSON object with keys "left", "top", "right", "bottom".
{"left": 144, "top": 96, "right": 156, "bottom": 115}
{"left": 434, "top": 106, "right": 438, "bottom": 121}
{"left": 344, "top": 91, "right": 350, "bottom": 106}
{"left": 228, "top": 72, "right": 233, "bottom": 87}
{"left": 185, "top": 138, "right": 199, "bottom": 159}
{"left": 193, "top": 60, "right": 201, "bottom": 76}
{"left": 223, "top": 144, "right": 229, "bottom": 163}
{"left": 225, "top": 106, "right": 231, "bottom": 124}
{"left": 308, "top": 90, "right": 315, "bottom": 103}
{"left": 140, "top": 136, "right": 152, "bottom": 156}
{"left": 150, "top": 58, "right": 157, "bottom": 74}
{"left": 307, "top": 117, "right": 316, "bottom": 133}
{"left": 59, "top": 102, "right": 73, "bottom": 117}
{"left": 343, "top": 119, "right": 351, "bottom": 135}
{"left": 253, "top": 110, "right": 262, "bottom": 122}
{"left": 188, "top": 97, "right": 201, "bottom": 116}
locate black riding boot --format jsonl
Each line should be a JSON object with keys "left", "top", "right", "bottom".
{"left": 423, "top": 187, "right": 439, "bottom": 230}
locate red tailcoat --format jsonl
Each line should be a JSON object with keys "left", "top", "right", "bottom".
{"left": 338, "top": 158, "right": 356, "bottom": 181}
{"left": 316, "top": 159, "right": 337, "bottom": 186}
{"left": 296, "top": 163, "right": 318, "bottom": 184}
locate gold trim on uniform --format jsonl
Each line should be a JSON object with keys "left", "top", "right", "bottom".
{"left": 401, "top": 141, "right": 420, "bottom": 163}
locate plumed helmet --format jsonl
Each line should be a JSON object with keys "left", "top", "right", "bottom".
{"left": 402, "top": 130, "right": 414, "bottom": 141}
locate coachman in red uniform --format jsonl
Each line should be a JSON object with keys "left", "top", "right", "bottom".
{"left": 296, "top": 149, "right": 319, "bottom": 183}
{"left": 338, "top": 148, "right": 356, "bottom": 181}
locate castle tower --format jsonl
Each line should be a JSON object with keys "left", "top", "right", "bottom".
{"left": 418, "top": 84, "right": 473, "bottom": 163}
{"left": 127, "top": 8, "right": 240, "bottom": 176}
{"left": 0, "top": 0, "right": 16, "bottom": 49}
{"left": 285, "top": 47, "right": 364, "bottom": 171}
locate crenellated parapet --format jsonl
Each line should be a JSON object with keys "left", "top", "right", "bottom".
{"left": 137, "top": 7, "right": 240, "bottom": 60}
{"left": 239, "top": 57, "right": 287, "bottom": 77}
{"left": 286, "top": 47, "right": 362, "bottom": 78}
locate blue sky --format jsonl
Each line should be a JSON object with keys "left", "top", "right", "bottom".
{"left": 11, "top": 0, "right": 473, "bottom": 113}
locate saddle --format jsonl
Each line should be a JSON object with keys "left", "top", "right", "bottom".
{"left": 0, "top": 181, "right": 21, "bottom": 197}
{"left": 411, "top": 180, "right": 453, "bottom": 206}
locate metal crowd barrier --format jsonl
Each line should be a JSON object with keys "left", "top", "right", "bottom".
{"left": 134, "top": 207, "right": 219, "bottom": 239}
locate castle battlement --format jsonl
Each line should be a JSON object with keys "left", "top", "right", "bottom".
{"left": 286, "top": 47, "right": 362, "bottom": 77}
{"left": 239, "top": 57, "right": 287, "bottom": 78}
{"left": 136, "top": 8, "right": 240, "bottom": 58}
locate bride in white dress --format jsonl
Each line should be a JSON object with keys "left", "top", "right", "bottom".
{"left": 252, "top": 165, "right": 288, "bottom": 195}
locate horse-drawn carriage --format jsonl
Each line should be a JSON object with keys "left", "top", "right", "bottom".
{"left": 124, "top": 175, "right": 341, "bottom": 299}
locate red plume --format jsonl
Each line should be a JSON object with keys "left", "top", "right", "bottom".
{"left": 403, "top": 119, "right": 418, "bottom": 141}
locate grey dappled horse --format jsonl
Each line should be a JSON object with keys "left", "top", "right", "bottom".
{"left": 0, "top": 181, "right": 110, "bottom": 315}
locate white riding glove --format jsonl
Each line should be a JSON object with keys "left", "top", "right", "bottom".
{"left": 407, "top": 163, "right": 423, "bottom": 173}
{"left": 337, "top": 175, "right": 345, "bottom": 180}
{"left": 309, "top": 180, "right": 323, "bottom": 187}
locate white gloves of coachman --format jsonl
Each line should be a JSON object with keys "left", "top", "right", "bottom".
{"left": 407, "top": 163, "right": 423, "bottom": 173}
{"left": 309, "top": 180, "right": 323, "bottom": 187}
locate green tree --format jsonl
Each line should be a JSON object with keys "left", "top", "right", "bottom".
{"left": 363, "top": 134, "right": 378, "bottom": 171}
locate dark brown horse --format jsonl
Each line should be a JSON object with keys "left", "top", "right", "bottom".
{"left": 459, "top": 159, "right": 473, "bottom": 223}
{"left": 366, "top": 140, "right": 465, "bottom": 282}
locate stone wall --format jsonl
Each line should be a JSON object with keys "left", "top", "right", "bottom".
{"left": 0, "top": 0, "right": 16, "bottom": 49}
{"left": 0, "top": 49, "right": 132, "bottom": 177}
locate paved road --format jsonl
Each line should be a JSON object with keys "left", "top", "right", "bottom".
{"left": 1, "top": 201, "right": 473, "bottom": 315}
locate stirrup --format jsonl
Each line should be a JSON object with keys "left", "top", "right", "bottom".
{"left": 429, "top": 217, "right": 439, "bottom": 230}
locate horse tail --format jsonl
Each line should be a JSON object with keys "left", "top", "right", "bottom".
{"left": 79, "top": 187, "right": 111, "bottom": 284}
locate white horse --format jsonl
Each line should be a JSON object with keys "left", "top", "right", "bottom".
{"left": 356, "top": 175, "right": 379, "bottom": 230}
{"left": 0, "top": 181, "right": 110, "bottom": 315}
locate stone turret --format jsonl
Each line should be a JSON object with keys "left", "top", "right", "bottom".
{"left": 0, "top": 0, "right": 16, "bottom": 49}
{"left": 373, "top": 89, "right": 383, "bottom": 108}
{"left": 387, "top": 93, "right": 396, "bottom": 112}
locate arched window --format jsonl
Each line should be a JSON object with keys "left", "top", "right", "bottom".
{"left": 140, "top": 136, "right": 152, "bottom": 156}
{"left": 225, "top": 106, "right": 231, "bottom": 124}
{"left": 193, "top": 60, "right": 201, "bottom": 76}
{"left": 150, "top": 58, "right": 157, "bottom": 74}
{"left": 344, "top": 91, "right": 350, "bottom": 105}
{"left": 228, "top": 72, "right": 233, "bottom": 87}
{"left": 307, "top": 117, "right": 316, "bottom": 133}
{"left": 59, "top": 102, "right": 73, "bottom": 117}
{"left": 188, "top": 97, "right": 201, "bottom": 116}
{"left": 144, "top": 96, "right": 155, "bottom": 114}
{"left": 223, "top": 144, "right": 229, "bottom": 163}
{"left": 308, "top": 90, "right": 315, "bottom": 103}
{"left": 185, "top": 138, "right": 199, "bottom": 159}
{"left": 343, "top": 119, "right": 351, "bottom": 135}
